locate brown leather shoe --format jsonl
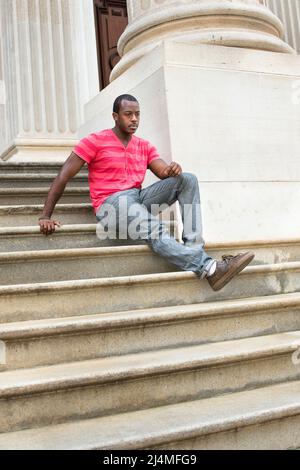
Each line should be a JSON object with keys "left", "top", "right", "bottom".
{"left": 207, "top": 251, "right": 255, "bottom": 291}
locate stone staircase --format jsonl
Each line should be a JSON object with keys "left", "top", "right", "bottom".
{"left": 0, "top": 162, "right": 300, "bottom": 449}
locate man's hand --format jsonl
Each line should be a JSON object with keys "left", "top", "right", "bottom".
{"left": 39, "top": 218, "right": 61, "bottom": 236}
{"left": 162, "top": 162, "right": 182, "bottom": 178}
{"left": 149, "top": 158, "right": 182, "bottom": 179}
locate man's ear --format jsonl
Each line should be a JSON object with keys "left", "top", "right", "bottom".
{"left": 112, "top": 112, "right": 118, "bottom": 123}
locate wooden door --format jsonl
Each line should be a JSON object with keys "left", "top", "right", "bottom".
{"left": 93, "top": 0, "right": 128, "bottom": 89}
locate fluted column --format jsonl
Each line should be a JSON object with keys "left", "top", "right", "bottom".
{"left": 0, "top": 0, "right": 99, "bottom": 161}
{"left": 0, "top": 14, "right": 6, "bottom": 157}
{"left": 110, "top": 0, "right": 294, "bottom": 81}
{"left": 267, "top": 0, "right": 300, "bottom": 53}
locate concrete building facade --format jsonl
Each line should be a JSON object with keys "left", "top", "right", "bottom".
{"left": 0, "top": 0, "right": 299, "bottom": 161}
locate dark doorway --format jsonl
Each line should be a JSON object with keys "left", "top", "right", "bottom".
{"left": 93, "top": 0, "right": 128, "bottom": 90}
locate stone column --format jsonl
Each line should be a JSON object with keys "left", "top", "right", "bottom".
{"left": 267, "top": 0, "right": 300, "bottom": 53}
{"left": 0, "top": 0, "right": 99, "bottom": 162}
{"left": 0, "top": 12, "right": 6, "bottom": 157}
{"left": 110, "top": 0, "right": 294, "bottom": 81}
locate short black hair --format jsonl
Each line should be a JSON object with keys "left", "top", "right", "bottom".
{"left": 113, "top": 94, "right": 139, "bottom": 113}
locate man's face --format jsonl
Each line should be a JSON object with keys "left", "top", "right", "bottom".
{"left": 113, "top": 100, "right": 140, "bottom": 135}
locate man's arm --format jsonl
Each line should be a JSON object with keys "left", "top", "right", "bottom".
{"left": 149, "top": 158, "right": 182, "bottom": 179}
{"left": 39, "top": 152, "right": 85, "bottom": 236}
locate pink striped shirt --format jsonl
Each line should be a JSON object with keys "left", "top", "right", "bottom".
{"left": 73, "top": 129, "right": 160, "bottom": 213}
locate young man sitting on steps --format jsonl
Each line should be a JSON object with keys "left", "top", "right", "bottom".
{"left": 38, "top": 94, "right": 255, "bottom": 291}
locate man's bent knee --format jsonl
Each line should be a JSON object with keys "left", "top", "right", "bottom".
{"left": 180, "top": 172, "right": 198, "bottom": 183}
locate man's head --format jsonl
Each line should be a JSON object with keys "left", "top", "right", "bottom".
{"left": 112, "top": 94, "right": 140, "bottom": 135}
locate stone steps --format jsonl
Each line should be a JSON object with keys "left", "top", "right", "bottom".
{"left": 0, "top": 246, "right": 178, "bottom": 285}
{"left": 0, "top": 240, "right": 300, "bottom": 284}
{"left": 0, "top": 221, "right": 299, "bottom": 257}
{"left": 0, "top": 292, "right": 300, "bottom": 371}
{"left": 0, "top": 224, "right": 100, "bottom": 252}
{"left": 0, "top": 379, "right": 298, "bottom": 450}
{"left": 0, "top": 162, "right": 299, "bottom": 449}
{"left": 0, "top": 261, "right": 299, "bottom": 323}
{"left": 0, "top": 173, "right": 88, "bottom": 188}
{"left": 0, "top": 187, "right": 90, "bottom": 205}
{"left": 0, "top": 203, "right": 95, "bottom": 226}
{"left": 0, "top": 332, "right": 300, "bottom": 434}
{"left": 0, "top": 162, "right": 88, "bottom": 175}
{"left": 0, "top": 242, "right": 300, "bottom": 285}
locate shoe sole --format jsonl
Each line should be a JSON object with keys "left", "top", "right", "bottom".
{"left": 210, "top": 252, "right": 255, "bottom": 291}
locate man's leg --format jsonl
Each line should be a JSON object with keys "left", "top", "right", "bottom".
{"left": 96, "top": 187, "right": 255, "bottom": 290}
{"left": 140, "top": 172, "right": 204, "bottom": 246}
{"left": 139, "top": 174, "right": 255, "bottom": 289}
{"left": 140, "top": 174, "right": 215, "bottom": 278}
{"left": 96, "top": 189, "right": 215, "bottom": 279}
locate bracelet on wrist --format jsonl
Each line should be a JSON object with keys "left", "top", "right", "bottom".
{"left": 39, "top": 216, "right": 51, "bottom": 220}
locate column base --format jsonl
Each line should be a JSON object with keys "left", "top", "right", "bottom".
{"left": 0, "top": 139, "right": 78, "bottom": 163}
{"left": 111, "top": 1, "right": 294, "bottom": 81}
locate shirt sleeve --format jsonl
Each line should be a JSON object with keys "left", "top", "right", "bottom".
{"left": 147, "top": 142, "right": 161, "bottom": 167}
{"left": 73, "top": 133, "right": 98, "bottom": 164}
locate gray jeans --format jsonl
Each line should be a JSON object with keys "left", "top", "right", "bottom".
{"left": 96, "top": 172, "right": 215, "bottom": 279}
